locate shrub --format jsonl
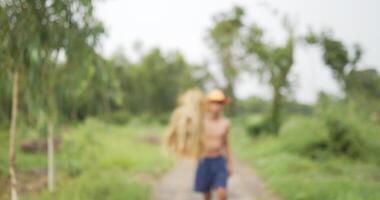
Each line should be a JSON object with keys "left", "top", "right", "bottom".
{"left": 324, "top": 116, "right": 364, "bottom": 159}
{"left": 156, "top": 112, "right": 170, "bottom": 125}
{"left": 244, "top": 114, "right": 280, "bottom": 136}
{"left": 314, "top": 98, "right": 367, "bottom": 159}
{"left": 244, "top": 115, "right": 265, "bottom": 136}
{"left": 102, "top": 111, "right": 131, "bottom": 125}
{"left": 279, "top": 116, "right": 329, "bottom": 159}
{"left": 279, "top": 115, "right": 366, "bottom": 160}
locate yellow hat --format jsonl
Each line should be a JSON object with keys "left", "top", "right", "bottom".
{"left": 206, "top": 89, "right": 231, "bottom": 104}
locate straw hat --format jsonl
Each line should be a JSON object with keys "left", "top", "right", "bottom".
{"left": 206, "top": 89, "right": 231, "bottom": 104}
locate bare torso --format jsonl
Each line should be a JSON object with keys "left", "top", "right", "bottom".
{"left": 201, "top": 116, "right": 230, "bottom": 158}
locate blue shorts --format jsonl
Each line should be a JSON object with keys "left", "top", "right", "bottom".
{"left": 193, "top": 156, "right": 228, "bottom": 193}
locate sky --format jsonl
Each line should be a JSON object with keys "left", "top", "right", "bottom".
{"left": 94, "top": 0, "right": 380, "bottom": 104}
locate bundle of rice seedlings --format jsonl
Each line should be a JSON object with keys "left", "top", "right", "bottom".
{"left": 164, "top": 88, "right": 205, "bottom": 159}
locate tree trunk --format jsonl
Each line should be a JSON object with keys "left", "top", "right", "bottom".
{"left": 47, "top": 74, "right": 55, "bottom": 192}
{"left": 270, "top": 86, "right": 282, "bottom": 134}
{"left": 47, "top": 120, "right": 55, "bottom": 192}
{"left": 8, "top": 69, "right": 19, "bottom": 200}
{"left": 222, "top": 50, "right": 237, "bottom": 115}
{"left": 225, "top": 80, "right": 236, "bottom": 115}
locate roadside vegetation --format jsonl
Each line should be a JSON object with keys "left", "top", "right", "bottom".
{"left": 0, "top": 119, "right": 173, "bottom": 200}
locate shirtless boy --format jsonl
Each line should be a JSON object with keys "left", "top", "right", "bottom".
{"left": 194, "top": 89, "right": 232, "bottom": 200}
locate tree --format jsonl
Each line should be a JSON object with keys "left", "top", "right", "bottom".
{"left": 1, "top": 1, "right": 35, "bottom": 198}
{"left": 243, "top": 20, "right": 295, "bottom": 133}
{"left": 306, "top": 31, "right": 380, "bottom": 120}
{"left": 28, "top": 0, "right": 104, "bottom": 192}
{"left": 208, "top": 6, "right": 245, "bottom": 114}
{"left": 1, "top": 0, "right": 104, "bottom": 196}
{"left": 305, "top": 31, "right": 362, "bottom": 91}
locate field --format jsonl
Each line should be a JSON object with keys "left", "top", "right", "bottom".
{"left": 1, "top": 116, "right": 380, "bottom": 200}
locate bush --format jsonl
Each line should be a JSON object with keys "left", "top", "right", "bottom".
{"left": 102, "top": 111, "right": 131, "bottom": 125}
{"left": 244, "top": 115, "right": 265, "bottom": 136}
{"left": 244, "top": 115, "right": 279, "bottom": 136}
{"left": 279, "top": 116, "right": 329, "bottom": 159}
{"left": 156, "top": 112, "right": 170, "bottom": 125}
{"left": 279, "top": 114, "right": 366, "bottom": 160}
{"left": 314, "top": 98, "right": 367, "bottom": 159}
{"left": 360, "top": 123, "right": 380, "bottom": 164}
{"left": 324, "top": 116, "right": 364, "bottom": 159}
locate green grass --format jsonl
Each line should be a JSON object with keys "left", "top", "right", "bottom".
{"left": 232, "top": 117, "right": 380, "bottom": 200}
{"left": 0, "top": 118, "right": 173, "bottom": 200}
{"left": 2, "top": 115, "right": 379, "bottom": 200}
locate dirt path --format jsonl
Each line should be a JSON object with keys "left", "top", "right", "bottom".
{"left": 152, "top": 159, "right": 280, "bottom": 200}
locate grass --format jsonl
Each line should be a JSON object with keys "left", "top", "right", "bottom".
{"left": 1, "top": 115, "right": 379, "bottom": 200}
{"left": 0, "top": 118, "right": 174, "bottom": 200}
{"left": 232, "top": 117, "right": 380, "bottom": 200}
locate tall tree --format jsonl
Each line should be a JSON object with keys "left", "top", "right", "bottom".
{"left": 1, "top": 1, "right": 35, "bottom": 198}
{"left": 31, "top": 0, "right": 104, "bottom": 191}
{"left": 208, "top": 6, "right": 244, "bottom": 114}
{"left": 243, "top": 20, "right": 295, "bottom": 133}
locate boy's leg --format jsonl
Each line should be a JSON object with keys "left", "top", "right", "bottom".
{"left": 216, "top": 187, "right": 227, "bottom": 200}
{"left": 203, "top": 192, "right": 211, "bottom": 200}
{"left": 213, "top": 157, "right": 228, "bottom": 200}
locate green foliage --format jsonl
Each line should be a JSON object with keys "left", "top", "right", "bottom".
{"left": 305, "top": 31, "right": 363, "bottom": 88}
{"left": 0, "top": 0, "right": 212, "bottom": 127}
{"left": 208, "top": 6, "right": 245, "bottom": 113}
{"left": 242, "top": 98, "right": 312, "bottom": 136}
{"left": 324, "top": 116, "right": 363, "bottom": 158}
{"left": 279, "top": 115, "right": 367, "bottom": 160}
{"left": 244, "top": 115, "right": 278, "bottom": 136}
{"left": 243, "top": 19, "right": 296, "bottom": 133}
{"left": 26, "top": 170, "right": 151, "bottom": 200}
{"left": 0, "top": 39, "right": 210, "bottom": 126}
{"left": 0, "top": 119, "right": 174, "bottom": 199}
{"left": 283, "top": 101, "right": 313, "bottom": 116}
{"left": 321, "top": 36, "right": 351, "bottom": 80}
{"left": 237, "top": 97, "right": 270, "bottom": 114}
{"left": 101, "top": 111, "right": 131, "bottom": 125}
{"left": 244, "top": 115, "right": 265, "bottom": 136}
{"left": 0, "top": 131, "right": 8, "bottom": 176}
{"left": 238, "top": 97, "right": 313, "bottom": 117}
{"left": 345, "top": 69, "right": 380, "bottom": 121}
{"left": 0, "top": 0, "right": 109, "bottom": 130}
{"left": 314, "top": 94, "right": 368, "bottom": 159}
{"left": 279, "top": 117, "right": 328, "bottom": 158}
{"left": 233, "top": 117, "right": 380, "bottom": 200}
{"left": 117, "top": 49, "right": 209, "bottom": 115}
{"left": 209, "top": 6, "right": 244, "bottom": 50}
{"left": 346, "top": 69, "right": 380, "bottom": 99}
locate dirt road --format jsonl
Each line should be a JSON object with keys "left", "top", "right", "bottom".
{"left": 152, "top": 159, "right": 280, "bottom": 200}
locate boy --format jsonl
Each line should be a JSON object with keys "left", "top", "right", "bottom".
{"left": 194, "top": 89, "right": 232, "bottom": 200}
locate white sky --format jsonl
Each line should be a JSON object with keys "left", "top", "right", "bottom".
{"left": 95, "top": 0, "right": 380, "bottom": 104}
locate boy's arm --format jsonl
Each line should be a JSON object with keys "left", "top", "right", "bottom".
{"left": 224, "top": 120, "right": 233, "bottom": 175}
